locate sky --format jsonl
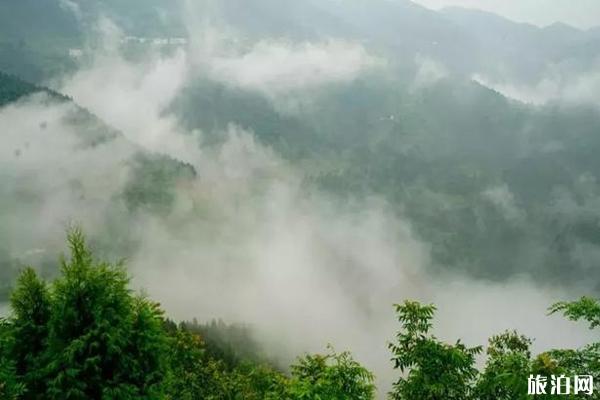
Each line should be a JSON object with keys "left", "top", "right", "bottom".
{"left": 410, "top": 0, "right": 600, "bottom": 29}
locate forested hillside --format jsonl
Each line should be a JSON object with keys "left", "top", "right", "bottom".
{"left": 1, "top": 0, "right": 600, "bottom": 398}
{"left": 0, "top": 72, "right": 49, "bottom": 106}
{"left": 174, "top": 74, "right": 600, "bottom": 287}
{"left": 0, "top": 73, "right": 196, "bottom": 303}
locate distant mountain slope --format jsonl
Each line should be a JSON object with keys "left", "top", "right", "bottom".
{"left": 0, "top": 0, "right": 184, "bottom": 82}
{"left": 0, "top": 71, "right": 196, "bottom": 300}
{"left": 0, "top": 0, "right": 183, "bottom": 39}
{"left": 0, "top": 0, "right": 81, "bottom": 82}
{"left": 2, "top": 0, "right": 600, "bottom": 289}
{"left": 0, "top": 0, "right": 81, "bottom": 40}
{"left": 0, "top": 70, "right": 196, "bottom": 213}
{"left": 0, "top": 71, "right": 122, "bottom": 146}
{"left": 174, "top": 70, "right": 600, "bottom": 289}
{"left": 0, "top": 71, "right": 68, "bottom": 106}
{"left": 1, "top": 0, "right": 598, "bottom": 85}
{"left": 440, "top": 7, "right": 600, "bottom": 82}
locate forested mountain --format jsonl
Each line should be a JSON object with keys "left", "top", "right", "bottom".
{"left": 0, "top": 72, "right": 195, "bottom": 302}
{"left": 3, "top": 0, "right": 598, "bottom": 84}
{"left": 0, "top": 72, "right": 51, "bottom": 106}
{"left": 440, "top": 7, "right": 600, "bottom": 82}
{"left": 1, "top": 0, "right": 600, "bottom": 397}
{"left": 172, "top": 73, "right": 600, "bottom": 287}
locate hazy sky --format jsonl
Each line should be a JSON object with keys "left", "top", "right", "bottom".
{"left": 410, "top": 0, "right": 600, "bottom": 29}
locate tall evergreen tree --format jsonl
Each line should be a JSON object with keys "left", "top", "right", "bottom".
{"left": 5, "top": 229, "right": 168, "bottom": 399}
{"left": 44, "top": 229, "right": 167, "bottom": 399}
{"left": 8, "top": 268, "right": 51, "bottom": 399}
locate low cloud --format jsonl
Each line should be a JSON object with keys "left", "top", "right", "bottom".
{"left": 59, "top": 19, "right": 199, "bottom": 165}
{"left": 412, "top": 54, "right": 449, "bottom": 90}
{"left": 181, "top": 6, "right": 381, "bottom": 101}
{"left": 0, "top": 94, "right": 135, "bottom": 261}
{"left": 58, "top": 0, "right": 82, "bottom": 20}
{"left": 482, "top": 184, "right": 524, "bottom": 221}
{"left": 206, "top": 39, "right": 380, "bottom": 97}
{"left": 473, "top": 60, "right": 600, "bottom": 107}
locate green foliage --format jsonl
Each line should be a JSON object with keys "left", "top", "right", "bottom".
{"left": 43, "top": 229, "right": 166, "bottom": 399}
{"left": 287, "top": 347, "right": 375, "bottom": 400}
{"left": 163, "top": 329, "right": 226, "bottom": 399}
{"left": 389, "top": 300, "right": 600, "bottom": 400}
{"left": 164, "top": 326, "right": 289, "bottom": 400}
{"left": 164, "top": 327, "right": 376, "bottom": 400}
{"left": 5, "top": 229, "right": 168, "bottom": 399}
{"left": 3, "top": 232, "right": 600, "bottom": 400}
{"left": 224, "top": 362, "right": 289, "bottom": 400}
{"left": 530, "top": 346, "right": 600, "bottom": 399}
{"left": 389, "top": 301, "right": 482, "bottom": 400}
{"left": 475, "top": 331, "right": 532, "bottom": 400}
{"left": 0, "top": 319, "right": 24, "bottom": 400}
{"left": 122, "top": 153, "right": 196, "bottom": 215}
{"left": 541, "top": 297, "right": 600, "bottom": 399}
{"left": 550, "top": 297, "right": 600, "bottom": 330}
{"left": 8, "top": 268, "right": 51, "bottom": 399}
{"left": 3, "top": 229, "right": 377, "bottom": 400}
{"left": 180, "top": 319, "right": 270, "bottom": 370}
